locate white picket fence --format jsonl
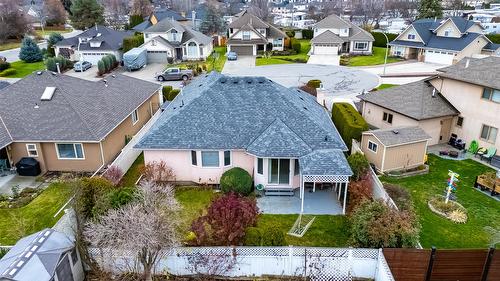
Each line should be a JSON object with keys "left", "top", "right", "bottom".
{"left": 89, "top": 246, "right": 395, "bottom": 281}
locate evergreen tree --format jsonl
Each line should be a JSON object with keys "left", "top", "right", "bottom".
{"left": 19, "top": 37, "right": 43, "bottom": 62}
{"left": 128, "top": 14, "right": 144, "bottom": 29}
{"left": 47, "top": 32, "right": 64, "bottom": 57}
{"left": 69, "top": 0, "right": 105, "bottom": 30}
{"left": 199, "top": 4, "right": 225, "bottom": 35}
{"left": 417, "top": 0, "right": 443, "bottom": 19}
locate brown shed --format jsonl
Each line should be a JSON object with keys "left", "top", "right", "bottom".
{"left": 361, "top": 126, "right": 431, "bottom": 173}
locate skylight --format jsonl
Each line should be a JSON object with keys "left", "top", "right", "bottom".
{"left": 40, "top": 87, "right": 56, "bottom": 101}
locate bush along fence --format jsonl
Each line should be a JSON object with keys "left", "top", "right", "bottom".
{"left": 331, "top": 103, "right": 369, "bottom": 149}
{"left": 89, "top": 246, "right": 395, "bottom": 281}
{"left": 97, "top": 54, "right": 119, "bottom": 76}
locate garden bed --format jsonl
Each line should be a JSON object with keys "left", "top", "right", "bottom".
{"left": 385, "top": 165, "right": 429, "bottom": 178}
{"left": 428, "top": 195, "right": 467, "bottom": 224}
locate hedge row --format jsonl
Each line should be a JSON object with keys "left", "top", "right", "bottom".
{"left": 122, "top": 34, "right": 144, "bottom": 53}
{"left": 331, "top": 103, "right": 368, "bottom": 149}
{"left": 302, "top": 29, "right": 313, "bottom": 39}
{"left": 163, "top": 86, "right": 181, "bottom": 101}
{"left": 371, "top": 32, "right": 398, "bottom": 48}
{"left": 97, "top": 54, "right": 118, "bottom": 76}
{"left": 486, "top": 34, "right": 500, "bottom": 44}
{"left": 46, "top": 56, "right": 73, "bottom": 72}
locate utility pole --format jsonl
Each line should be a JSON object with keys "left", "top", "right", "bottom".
{"left": 382, "top": 31, "right": 389, "bottom": 75}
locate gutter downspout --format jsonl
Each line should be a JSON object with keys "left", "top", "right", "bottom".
{"left": 92, "top": 141, "right": 106, "bottom": 177}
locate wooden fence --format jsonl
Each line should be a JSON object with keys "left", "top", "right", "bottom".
{"left": 383, "top": 248, "right": 500, "bottom": 281}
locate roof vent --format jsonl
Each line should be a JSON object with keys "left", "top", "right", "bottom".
{"left": 392, "top": 130, "right": 399, "bottom": 134}
{"left": 303, "top": 106, "right": 308, "bottom": 111}
{"left": 324, "top": 135, "right": 328, "bottom": 141}
{"left": 40, "top": 87, "right": 56, "bottom": 101}
{"left": 34, "top": 103, "right": 39, "bottom": 109}
{"left": 246, "top": 78, "right": 253, "bottom": 84}
{"left": 36, "top": 71, "right": 43, "bottom": 75}
{"left": 257, "top": 77, "right": 265, "bottom": 83}
{"left": 51, "top": 72, "right": 57, "bottom": 76}
{"left": 465, "top": 58, "right": 470, "bottom": 68}
{"left": 220, "top": 77, "right": 227, "bottom": 83}
{"left": 232, "top": 79, "right": 239, "bottom": 84}
{"left": 432, "top": 88, "right": 436, "bottom": 97}
{"left": 112, "top": 74, "right": 116, "bottom": 78}
{"left": 103, "top": 79, "right": 108, "bottom": 87}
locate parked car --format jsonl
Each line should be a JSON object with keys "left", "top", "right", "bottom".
{"left": 73, "top": 61, "right": 92, "bottom": 72}
{"left": 156, "top": 68, "right": 193, "bottom": 81}
{"left": 227, "top": 51, "right": 238, "bottom": 61}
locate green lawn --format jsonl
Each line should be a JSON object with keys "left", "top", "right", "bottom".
{"left": 256, "top": 39, "right": 311, "bottom": 66}
{"left": 176, "top": 188, "right": 219, "bottom": 233}
{"left": 0, "top": 61, "right": 46, "bottom": 78}
{"left": 375, "top": 84, "right": 397, "bottom": 90}
{"left": 0, "top": 182, "right": 72, "bottom": 245}
{"left": 34, "top": 28, "right": 72, "bottom": 37}
{"left": 207, "top": 46, "right": 227, "bottom": 72}
{"left": 120, "top": 153, "right": 144, "bottom": 187}
{"left": 347, "top": 47, "right": 402, "bottom": 66}
{"left": 381, "top": 155, "right": 499, "bottom": 249}
{"left": 0, "top": 42, "right": 21, "bottom": 52}
{"left": 256, "top": 214, "right": 350, "bottom": 247}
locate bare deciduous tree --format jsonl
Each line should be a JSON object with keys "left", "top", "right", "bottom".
{"left": 131, "top": 0, "right": 154, "bottom": 17}
{"left": 44, "top": 0, "right": 67, "bottom": 26}
{"left": 385, "top": 0, "right": 419, "bottom": 19}
{"left": 248, "top": 0, "right": 272, "bottom": 22}
{"left": 103, "top": 0, "right": 130, "bottom": 28}
{"left": 84, "top": 181, "right": 181, "bottom": 281}
{"left": 0, "top": 0, "right": 30, "bottom": 43}
{"left": 352, "top": 0, "right": 385, "bottom": 28}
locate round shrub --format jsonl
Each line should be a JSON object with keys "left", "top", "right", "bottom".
{"left": 220, "top": 167, "right": 252, "bottom": 195}
{"left": 0, "top": 68, "right": 17, "bottom": 77}
{"left": 97, "top": 60, "right": 105, "bottom": 75}
{"left": 306, "top": 79, "right": 322, "bottom": 88}
{"left": 0, "top": 61, "right": 10, "bottom": 72}
{"left": 244, "top": 227, "right": 262, "bottom": 246}
{"left": 107, "top": 187, "right": 136, "bottom": 209}
{"left": 102, "top": 56, "right": 111, "bottom": 72}
{"left": 261, "top": 226, "right": 286, "bottom": 246}
{"left": 347, "top": 153, "right": 370, "bottom": 181}
{"left": 291, "top": 40, "right": 301, "bottom": 53}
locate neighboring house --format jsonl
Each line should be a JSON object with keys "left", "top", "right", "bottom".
{"left": 227, "top": 10, "right": 287, "bottom": 55}
{"left": 359, "top": 79, "right": 459, "bottom": 146}
{"left": 135, "top": 72, "right": 353, "bottom": 213}
{"left": 360, "top": 56, "right": 500, "bottom": 154}
{"left": 361, "top": 127, "right": 431, "bottom": 173}
{"left": 132, "top": 9, "right": 188, "bottom": 32}
{"left": 0, "top": 228, "right": 84, "bottom": 281}
{"left": 388, "top": 17, "right": 495, "bottom": 65}
{"left": 310, "top": 14, "right": 375, "bottom": 55}
{"left": 0, "top": 71, "right": 162, "bottom": 173}
{"left": 140, "top": 17, "right": 213, "bottom": 62}
{"left": 54, "top": 26, "right": 133, "bottom": 64}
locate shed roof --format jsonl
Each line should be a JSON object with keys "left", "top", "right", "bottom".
{"left": 364, "top": 126, "right": 431, "bottom": 147}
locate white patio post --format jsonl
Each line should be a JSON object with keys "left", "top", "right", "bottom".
{"left": 338, "top": 183, "right": 342, "bottom": 200}
{"left": 343, "top": 181, "right": 348, "bottom": 214}
{"left": 300, "top": 177, "right": 304, "bottom": 213}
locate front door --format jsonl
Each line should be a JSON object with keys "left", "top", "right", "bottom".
{"left": 268, "top": 159, "right": 290, "bottom": 185}
{"left": 175, "top": 48, "right": 183, "bottom": 60}
{"left": 439, "top": 118, "right": 453, "bottom": 143}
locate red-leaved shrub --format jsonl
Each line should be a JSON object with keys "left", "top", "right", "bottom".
{"left": 103, "top": 166, "right": 123, "bottom": 186}
{"left": 191, "top": 193, "right": 258, "bottom": 246}
{"left": 348, "top": 174, "right": 373, "bottom": 213}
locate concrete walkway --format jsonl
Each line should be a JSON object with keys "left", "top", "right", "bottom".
{"left": 0, "top": 174, "right": 39, "bottom": 195}
{"left": 257, "top": 189, "right": 343, "bottom": 215}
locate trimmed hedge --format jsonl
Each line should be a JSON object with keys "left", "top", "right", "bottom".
{"left": 331, "top": 103, "right": 368, "bottom": 149}
{"left": 162, "top": 85, "right": 173, "bottom": 101}
{"left": 220, "top": 167, "right": 252, "bottom": 195}
{"left": 371, "top": 32, "right": 398, "bottom": 48}
{"left": 487, "top": 34, "right": 500, "bottom": 44}
{"left": 261, "top": 226, "right": 286, "bottom": 246}
{"left": 122, "top": 34, "right": 144, "bottom": 53}
{"left": 291, "top": 38, "right": 301, "bottom": 53}
{"left": 302, "top": 29, "right": 313, "bottom": 39}
{"left": 307, "top": 79, "right": 322, "bottom": 88}
{"left": 0, "top": 68, "right": 16, "bottom": 77}
{"left": 167, "top": 89, "right": 180, "bottom": 101}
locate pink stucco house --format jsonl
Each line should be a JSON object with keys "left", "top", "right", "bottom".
{"left": 135, "top": 72, "right": 352, "bottom": 213}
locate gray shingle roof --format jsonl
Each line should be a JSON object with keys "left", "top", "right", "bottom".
{"left": 55, "top": 25, "right": 132, "bottom": 51}
{"left": 144, "top": 17, "right": 186, "bottom": 33}
{"left": 0, "top": 120, "right": 12, "bottom": 149}
{"left": 228, "top": 10, "right": 270, "bottom": 29}
{"left": 135, "top": 72, "right": 347, "bottom": 157}
{"left": 359, "top": 79, "right": 459, "bottom": 120}
{"left": 0, "top": 71, "right": 159, "bottom": 142}
{"left": 311, "top": 30, "right": 344, "bottom": 44}
{"left": 313, "top": 14, "right": 351, "bottom": 29}
{"left": 299, "top": 149, "right": 352, "bottom": 176}
{"left": 0, "top": 81, "right": 9, "bottom": 90}
{"left": 364, "top": 126, "right": 431, "bottom": 146}
{"left": 0, "top": 229, "right": 74, "bottom": 281}
{"left": 437, "top": 56, "right": 500, "bottom": 90}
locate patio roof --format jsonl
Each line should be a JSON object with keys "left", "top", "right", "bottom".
{"left": 299, "top": 149, "right": 352, "bottom": 176}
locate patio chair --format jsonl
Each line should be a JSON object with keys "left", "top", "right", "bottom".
{"left": 476, "top": 147, "right": 487, "bottom": 158}
{"left": 468, "top": 140, "right": 479, "bottom": 154}
{"left": 481, "top": 147, "right": 497, "bottom": 162}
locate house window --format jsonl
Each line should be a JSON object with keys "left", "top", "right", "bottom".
{"left": 456, "top": 116, "right": 464, "bottom": 127}
{"left": 273, "top": 38, "right": 283, "bottom": 47}
{"left": 201, "top": 151, "right": 219, "bottom": 167}
{"left": 482, "top": 88, "right": 500, "bottom": 103}
{"left": 480, "top": 124, "right": 498, "bottom": 143}
{"left": 354, "top": 42, "right": 368, "bottom": 50}
{"left": 224, "top": 150, "right": 231, "bottom": 166}
{"left": 257, "top": 158, "right": 263, "bottom": 175}
{"left": 131, "top": 109, "right": 139, "bottom": 124}
{"left": 268, "top": 159, "right": 290, "bottom": 185}
{"left": 383, "top": 112, "right": 393, "bottom": 124}
{"left": 56, "top": 143, "right": 84, "bottom": 159}
{"left": 444, "top": 28, "right": 452, "bottom": 37}
{"left": 171, "top": 29, "right": 178, "bottom": 41}
{"left": 368, "top": 141, "right": 378, "bottom": 153}
{"left": 242, "top": 31, "right": 251, "bottom": 40}
{"left": 26, "top": 144, "right": 38, "bottom": 157}
{"left": 294, "top": 159, "right": 300, "bottom": 175}
{"left": 71, "top": 249, "right": 78, "bottom": 265}
{"left": 407, "top": 33, "right": 416, "bottom": 40}
{"left": 191, "top": 150, "right": 197, "bottom": 166}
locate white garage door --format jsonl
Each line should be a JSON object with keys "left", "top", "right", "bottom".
{"left": 424, "top": 50, "right": 454, "bottom": 65}
{"left": 80, "top": 53, "right": 111, "bottom": 64}
{"left": 313, "top": 44, "right": 339, "bottom": 55}
{"left": 147, "top": 50, "right": 168, "bottom": 63}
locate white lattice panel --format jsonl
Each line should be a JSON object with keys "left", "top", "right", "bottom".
{"left": 302, "top": 175, "right": 350, "bottom": 183}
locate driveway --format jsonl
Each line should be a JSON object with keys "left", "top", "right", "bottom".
{"left": 65, "top": 66, "right": 100, "bottom": 81}
{"left": 121, "top": 63, "right": 184, "bottom": 88}
{"left": 307, "top": 55, "right": 340, "bottom": 66}
{"left": 221, "top": 56, "right": 255, "bottom": 74}
{"left": 353, "top": 61, "right": 447, "bottom": 85}
{"left": 223, "top": 63, "right": 379, "bottom": 101}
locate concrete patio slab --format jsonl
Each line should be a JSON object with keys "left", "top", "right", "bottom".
{"left": 0, "top": 174, "right": 40, "bottom": 195}
{"left": 257, "top": 189, "right": 343, "bottom": 215}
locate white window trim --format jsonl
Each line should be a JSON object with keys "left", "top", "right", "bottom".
{"left": 480, "top": 124, "right": 498, "bottom": 144}
{"left": 267, "top": 158, "right": 291, "bottom": 185}
{"left": 190, "top": 150, "right": 198, "bottom": 167}
{"left": 257, "top": 158, "right": 264, "bottom": 175}
{"left": 131, "top": 109, "right": 139, "bottom": 125}
{"left": 354, "top": 42, "right": 368, "bottom": 50}
{"left": 55, "top": 143, "right": 85, "bottom": 160}
{"left": 367, "top": 140, "right": 378, "bottom": 153}
{"left": 201, "top": 151, "right": 220, "bottom": 168}
{"left": 26, "top": 144, "right": 38, "bottom": 157}
{"left": 223, "top": 150, "right": 232, "bottom": 167}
